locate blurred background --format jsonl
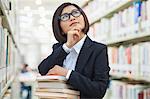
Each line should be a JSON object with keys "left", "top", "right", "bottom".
{"left": 0, "top": 0, "right": 150, "bottom": 99}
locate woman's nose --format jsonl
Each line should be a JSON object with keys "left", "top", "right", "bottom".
{"left": 70, "top": 15, "right": 75, "bottom": 21}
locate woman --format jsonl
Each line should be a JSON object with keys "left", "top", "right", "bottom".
{"left": 38, "top": 2, "right": 110, "bottom": 99}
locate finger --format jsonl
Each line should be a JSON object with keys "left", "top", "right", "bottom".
{"left": 73, "top": 33, "right": 79, "bottom": 39}
{"left": 54, "top": 65, "right": 60, "bottom": 67}
{"left": 73, "top": 24, "right": 82, "bottom": 32}
{"left": 46, "top": 71, "right": 55, "bottom": 75}
{"left": 71, "top": 27, "right": 81, "bottom": 33}
{"left": 68, "top": 30, "right": 79, "bottom": 37}
{"left": 72, "top": 28, "right": 80, "bottom": 32}
{"left": 46, "top": 69, "right": 54, "bottom": 75}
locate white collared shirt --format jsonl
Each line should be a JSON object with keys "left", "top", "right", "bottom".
{"left": 63, "top": 35, "right": 87, "bottom": 79}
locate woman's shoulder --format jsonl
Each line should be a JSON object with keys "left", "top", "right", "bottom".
{"left": 92, "top": 41, "right": 107, "bottom": 49}
{"left": 91, "top": 41, "right": 108, "bottom": 54}
{"left": 86, "top": 36, "right": 107, "bottom": 49}
{"left": 52, "top": 43, "right": 63, "bottom": 49}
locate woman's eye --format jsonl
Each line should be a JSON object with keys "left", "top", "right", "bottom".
{"left": 61, "top": 14, "right": 68, "bottom": 19}
{"left": 73, "top": 11, "right": 78, "bottom": 14}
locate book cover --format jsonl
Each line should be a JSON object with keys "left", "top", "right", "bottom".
{"left": 35, "top": 92, "right": 79, "bottom": 99}
{"left": 36, "top": 88, "right": 80, "bottom": 96}
{"left": 37, "top": 81, "right": 73, "bottom": 89}
{"left": 36, "top": 75, "right": 67, "bottom": 82}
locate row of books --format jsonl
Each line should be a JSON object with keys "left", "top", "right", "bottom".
{"left": 108, "top": 42, "right": 150, "bottom": 79}
{"left": 84, "top": 0, "right": 150, "bottom": 98}
{"left": 84, "top": 0, "right": 126, "bottom": 13}
{"left": 83, "top": 0, "right": 128, "bottom": 23}
{"left": 87, "top": 0, "right": 150, "bottom": 43}
{"left": 109, "top": 80, "right": 150, "bottom": 99}
{"left": 3, "top": 89, "right": 11, "bottom": 99}
{"left": 0, "top": 0, "right": 19, "bottom": 98}
{"left": 0, "top": 0, "right": 16, "bottom": 35}
{"left": 0, "top": 16, "right": 17, "bottom": 98}
{"left": 2, "top": 0, "right": 11, "bottom": 10}
{"left": 35, "top": 75, "right": 80, "bottom": 99}
{"left": 0, "top": 16, "right": 7, "bottom": 94}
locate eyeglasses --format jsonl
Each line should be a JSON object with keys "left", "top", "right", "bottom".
{"left": 59, "top": 9, "right": 81, "bottom": 21}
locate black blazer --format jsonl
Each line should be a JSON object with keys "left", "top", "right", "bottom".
{"left": 38, "top": 36, "right": 110, "bottom": 99}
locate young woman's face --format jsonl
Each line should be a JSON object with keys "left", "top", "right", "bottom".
{"left": 60, "top": 5, "right": 85, "bottom": 34}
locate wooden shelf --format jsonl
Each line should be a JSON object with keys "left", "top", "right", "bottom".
{"left": 0, "top": 0, "right": 19, "bottom": 50}
{"left": 0, "top": 0, "right": 13, "bottom": 34}
{"left": 106, "top": 32, "right": 150, "bottom": 46}
{"left": 110, "top": 74, "right": 150, "bottom": 84}
{"left": 110, "top": 63, "right": 150, "bottom": 83}
{"left": 109, "top": 64, "right": 139, "bottom": 78}
{"left": 90, "top": 0, "right": 133, "bottom": 26}
{"left": 81, "top": 0, "right": 93, "bottom": 8}
{"left": 0, "top": 67, "right": 5, "bottom": 69}
{"left": 140, "top": 64, "right": 150, "bottom": 82}
{"left": 0, "top": 76, "right": 14, "bottom": 99}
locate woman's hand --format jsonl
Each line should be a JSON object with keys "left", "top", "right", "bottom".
{"left": 65, "top": 24, "right": 82, "bottom": 48}
{"left": 46, "top": 65, "right": 68, "bottom": 76}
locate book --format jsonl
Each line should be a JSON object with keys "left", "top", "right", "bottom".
{"left": 36, "top": 75, "right": 80, "bottom": 99}
{"left": 144, "top": 88, "right": 150, "bottom": 99}
{"left": 0, "top": 16, "right": 2, "bottom": 69}
{"left": 36, "top": 88, "right": 80, "bottom": 96}
{"left": 35, "top": 91, "right": 79, "bottom": 99}
{"left": 37, "top": 75, "right": 73, "bottom": 89}
{"left": 147, "top": 0, "right": 150, "bottom": 21}
{"left": 108, "top": 42, "right": 150, "bottom": 78}
{"left": 109, "top": 80, "right": 150, "bottom": 99}
{"left": 36, "top": 75, "right": 67, "bottom": 82}
{"left": 37, "top": 81, "right": 73, "bottom": 89}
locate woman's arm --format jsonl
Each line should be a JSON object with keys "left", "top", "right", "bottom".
{"left": 38, "top": 43, "right": 68, "bottom": 75}
{"left": 67, "top": 46, "right": 110, "bottom": 98}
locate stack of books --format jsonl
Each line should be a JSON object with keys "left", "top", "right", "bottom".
{"left": 35, "top": 75, "right": 80, "bottom": 99}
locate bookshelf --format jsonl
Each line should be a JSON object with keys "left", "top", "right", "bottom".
{"left": 106, "top": 32, "right": 150, "bottom": 46}
{"left": 85, "top": 0, "right": 150, "bottom": 80}
{"left": 108, "top": 79, "right": 150, "bottom": 99}
{"left": 0, "top": 0, "right": 14, "bottom": 33}
{"left": 88, "top": 0, "right": 134, "bottom": 26}
{"left": 0, "top": 0, "right": 18, "bottom": 48}
{"left": 0, "top": 0, "right": 20, "bottom": 99}
{"left": 83, "top": 0, "right": 150, "bottom": 98}
{"left": 81, "top": 0, "right": 93, "bottom": 8}
{"left": 0, "top": 76, "right": 14, "bottom": 98}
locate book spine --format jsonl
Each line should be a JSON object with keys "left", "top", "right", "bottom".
{"left": 133, "top": 1, "right": 142, "bottom": 24}
{"left": 110, "top": 80, "right": 149, "bottom": 99}
{"left": 108, "top": 42, "right": 150, "bottom": 78}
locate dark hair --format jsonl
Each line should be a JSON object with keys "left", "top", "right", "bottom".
{"left": 52, "top": 2, "right": 89, "bottom": 43}
{"left": 23, "top": 63, "right": 28, "bottom": 68}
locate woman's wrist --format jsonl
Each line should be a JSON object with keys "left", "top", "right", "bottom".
{"left": 65, "top": 42, "right": 72, "bottom": 48}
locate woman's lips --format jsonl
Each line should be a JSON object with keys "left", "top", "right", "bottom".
{"left": 69, "top": 22, "right": 79, "bottom": 26}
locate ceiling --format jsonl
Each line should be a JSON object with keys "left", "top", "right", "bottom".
{"left": 17, "top": 0, "right": 89, "bottom": 44}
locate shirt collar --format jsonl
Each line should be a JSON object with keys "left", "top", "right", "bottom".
{"left": 73, "top": 35, "right": 87, "bottom": 54}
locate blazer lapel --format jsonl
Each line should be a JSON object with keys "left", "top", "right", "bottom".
{"left": 75, "top": 36, "right": 93, "bottom": 73}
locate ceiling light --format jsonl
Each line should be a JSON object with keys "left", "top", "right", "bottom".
{"left": 27, "top": 12, "right": 33, "bottom": 17}
{"left": 38, "top": 6, "right": 45, "bottom": 11}
{"left": 20, "top": 37, "right": 30, "bottom": 44}
{"left": 20, "top": 32, "right": 32, "bottom": 38}
{"left": 23, "top": 6, "right": 31, "bottom": 11}
{"left": 20, "top": 22, "right": 32, "bottom": 28}
{"left": 19, "top": 16, "right": 33, "bottom": 22}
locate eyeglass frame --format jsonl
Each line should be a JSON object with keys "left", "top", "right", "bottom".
{"left": 58, "top": 9, "right": 82, "bottom": 21}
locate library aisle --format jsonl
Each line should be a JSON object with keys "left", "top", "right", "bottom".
{"left": 0, "top": 0, "right": 150, "bottom": 99}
